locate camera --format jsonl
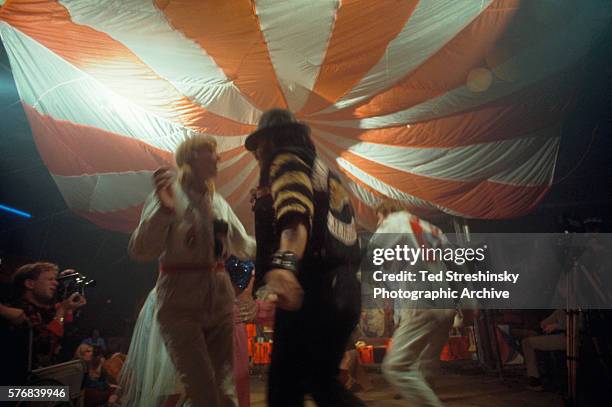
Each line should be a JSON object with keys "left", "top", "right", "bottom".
{"left": 56, "top": 271, "right": 96, "bottom": 301}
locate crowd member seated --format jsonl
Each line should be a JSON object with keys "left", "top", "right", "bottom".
{"left": 522, "top": 309, "right": 567, "bottom": 391}
{"left": 103, "top": 353, "right": 127, "bottom": 386}
{"left": 75, "top": 344, "right": 118, "bottom": 407}
{"left": 82, "top": 329, "right": 107, "bottom": 352}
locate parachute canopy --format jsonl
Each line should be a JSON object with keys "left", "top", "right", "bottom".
{"left": 1, "top": 0, "right": 610, "bottom": 232}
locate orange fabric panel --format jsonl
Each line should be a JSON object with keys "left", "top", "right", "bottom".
{"left": 225, "top": 166, "right": 258, "bottom": 205}
{"left": 310, "top": 73, "right": 573, "bottom": 148}
{"left": 315, "top": 0, "right": 521, "bottom": 120}
{"left": 216, "top": 152, "right": 254, "bottom": 188}
{"left": 156, "top": 0, "right": 287, "bottom": 111}
{"left": 25, "top": 101, "right": 256, "bottom": 231}
{"left": 316, "top": 145, "right": 439, "bottom": 231}
{"left": 24, "top": 104, "right": 173, "bottom": 176}
{"left": 220, "top": 146, "right": 247, "bottom": 162}
{"left": 313, "top": 133, "right": 434, "bottom": 210}
{"left": 0, "top": 0, "right": 254, "bottom": 135}
{"left": 25, "top": 103, "right": 247, "bottom": 190}
{"left": 349, "top": 195, "right": 378, "bottom": 232}
{"left": 299, "top": 0, "right": 418, "bottom": 115}
{"left": 315, "top": 135, "right": 550, "bottom": 219}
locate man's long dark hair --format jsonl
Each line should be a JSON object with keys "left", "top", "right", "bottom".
{"left": 258, "top": 109, "right": 316, "bottom": 154}
{"left": 257, "top": 109, "right": 316, "bottom": 187}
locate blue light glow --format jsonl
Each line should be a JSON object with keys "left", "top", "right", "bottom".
{"left": 0, "top": 204, "right": 32, "bottom": 218}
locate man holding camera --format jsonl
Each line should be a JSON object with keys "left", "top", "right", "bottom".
{"left": 1, "top": 262, "right": 86, "bottom": 384}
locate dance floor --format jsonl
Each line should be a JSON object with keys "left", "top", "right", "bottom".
{"left": 249, "top": 363, "right": 564, "bottom": 406}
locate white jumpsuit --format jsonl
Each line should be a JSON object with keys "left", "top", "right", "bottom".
{"left": 373, "top": 211, "right": 455, "bottom": 407}
{"left": 128, "top": 183, "right": 255, "bottom": 407}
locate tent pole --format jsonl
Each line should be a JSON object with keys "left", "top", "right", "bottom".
{"left": 453, "top": 217, "right": 504, "bottom": 379}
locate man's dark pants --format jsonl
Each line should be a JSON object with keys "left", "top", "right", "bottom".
{"left": 267, "top": 263, "right": 365, "bottom": 406}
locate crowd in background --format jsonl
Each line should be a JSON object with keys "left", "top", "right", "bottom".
{"left": 0, "top": 261, "right": 127, "bottom": 406}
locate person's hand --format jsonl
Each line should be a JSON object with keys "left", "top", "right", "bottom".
{"left": 252, "top": 276, "right": 279, "bottom": 321}
{"left": 264, "top": 269, "right": 304, "bottom": 311}
{"left": 249, "top": 188, "right": 258, "bottom": 204}
{"left": 542, "top": 323, "right": 559, "bottom": 334}
{"left": 60, "top": 292, "right": 87, "bottom": 313}
{"left": 452, "top": 310, "right": 464, "bottom": 329}
{"left": 255, "top": 300, "right": 276, "bottom": 323}
{"left": 236, "top": 299, "right": 256, "bottom": 323}
{"left": 153, "top": 167, "right": 176, "bottom": 211}
{"left": 236, "top": 276, "right": 257, "bottom": 322}
{"left": 1, "top": 305, "right": 29, "bottom": 325}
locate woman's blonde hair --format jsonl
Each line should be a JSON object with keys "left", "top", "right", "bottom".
{"left": 175, "top": 135, "right": 217, "bottom": 193}
{"left": 74, "top": 343, "right": 93, "bottom": 360}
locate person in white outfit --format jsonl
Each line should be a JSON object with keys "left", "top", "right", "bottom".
{"left": 125, "top": 135, "right": 255, "bottom": 407}
{"left": 372, "top": 200, "right": 455, "bottom": 407}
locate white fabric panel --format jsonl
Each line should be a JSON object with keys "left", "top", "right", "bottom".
{"left": 337, "top": 158, "right": 463, "bottom": 216}
{"left": 315, "top": 127, "right": 558, "bottom": 184}
{"left": 218, "top": 150, "right": 249, "bottom": 171}
{"left": 314, "top": 147, "right": 385, "bottom": 229}
{"left": 313, "top": 0, "right": 491, "bottom": 115}
{"left": 54, "top": 164, "right": 261, "bottom": 213}
{"left": 59, "top": 0, "right": 260, "bottom": 125}
{"left": 232, "top": 175, "right": 258, "bottom": 209}
{"left": 316, "top": 142, "right": 451, "bottom": 214}
{"left": 315, "top": 150, "right": 382, "bottom": 229}
{"left": 255, "top": 0, "right": 338, "bottom": 112}
{"left": 53, "top": 171, "right": 154, "bottom": 212}
{"left": 490, "top": 136, "right": 560, "bottom": 186}
{"left": 0, "top": 23, "right": 246, "bottom": 154}
{"left": 313, "top": 2, "right": 610, "bottom": 127}
{"left": 217, "top": 160, "right": 258, "bottom": 197}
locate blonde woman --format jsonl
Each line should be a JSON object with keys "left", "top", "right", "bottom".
{"left": 75, "top": 344, "right": 117, "bottom": 406}
{"left": 74, "top": 343, "right": 94, "bottom": 363}
{"left": 123, "top": 135, "right": 255, "bottom": 407}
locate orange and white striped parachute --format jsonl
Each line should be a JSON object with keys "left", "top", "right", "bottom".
{"left": 0, "top": 0, "right": 610, "bottom": 232}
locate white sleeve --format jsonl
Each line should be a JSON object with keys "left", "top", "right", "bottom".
{"left": 213, "top": 194, "right": 256, "bottom": 260}
{"left": 368, "top": 214, "right": 406, "bottom": 273}
{"left": 128, "top": 192, "right": 174, "bottom": 262}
